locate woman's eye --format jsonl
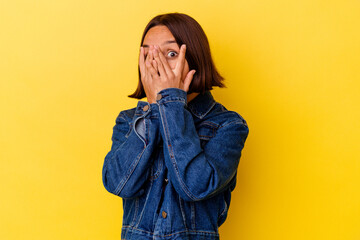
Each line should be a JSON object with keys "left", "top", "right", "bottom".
{"left": 167, "top": 51, "right": 178, "bottom": 58}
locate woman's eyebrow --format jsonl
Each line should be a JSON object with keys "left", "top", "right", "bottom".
{"left": 142, "top": 40, "right": 177, "bottom": 48}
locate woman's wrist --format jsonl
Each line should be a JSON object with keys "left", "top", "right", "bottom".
{"left": 148, "top": 98, "right": 155, "bottom": 104}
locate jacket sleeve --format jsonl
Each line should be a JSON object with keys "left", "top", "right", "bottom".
{"left": 102, "top": 101, "right": 161, "bottom": 199}
{"left": 156, "top": 88, "right": 249, "bottom": 202}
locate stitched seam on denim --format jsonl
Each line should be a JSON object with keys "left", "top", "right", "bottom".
{"left": 148, "top": 167, "right": 161, "bottom": 180}
{"left": 160, "top": 99, "right": 186, "bottom": 104}
{"left": 234, "top": 111, "right": 248, "bottom": 126}
{"left": 121, "top": 226, "right": 219, "bottom": 237}
{"left": 116, "top": 115, "right": 132, "bottom": 138}
{"left": 149, "top": 153, "right": 163, "bottom": 181}
{"left": 132, "top": 116, "right": 147, "bottom": 145}
{"left": 148, "top": 166, "right": 160, "bottom": 180}
{"left": 117, "top": 112, "right": 128, "bottom": 120}
{"left": 189, "top": 101, "right": 216, "bottom": 119}
{"left": 199, "top": 135, "right": 210, "bottom": 139}
{"left": 123, "top": 217, "right": 131, "bottom": 239}
{"left": 117, "top": 115, "right": 128, "bottom": 123}
{"left": 198, "top": 134, "right": 213, "bottom": 138}
{"left": 178, "top": 196, "right": 188, "bottom": 231}
{"left": 188, "top": 108, "right": 200, "bottom": 118}
{"left": 129, "top": 198, "right": 139, "bottom": 226}
{"left": 199, "top": 121, "right": 218, "bottom": 128}
{"left": 219, "top": 120, "right": 244, "bottom": 129}
{"left": 114, "top": 146, "right": 146, "bottom": 196}
{"left": 149, "top": 162, "right": 154, "bottom": 180}
{"left": 219, "top": 199, "right": 228, "bottom": 218}
{"left": 158, "top": 103, "right": 198, "bottom": 201}
{"left": 125, "top": 122, "right": 132, "bottom": 138}
{"left": 197, "top": 125, "right": 217, "bottom": 139}
{"left": 145, "top": 118, "right": 148, "bottom": 145}
{"left": 191, "top": 202, "right": 196, "bottom": 229}
{"left": 135, "top": 179, "right": 153, "bottom": 228}
{"left": 199, "top": 101, "right": 216, "bottom": 119}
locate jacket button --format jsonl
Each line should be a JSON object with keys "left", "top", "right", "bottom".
{"left": 142, "top": 105, "right": 149, "bottom": 111}
{"left": 164, "top": 178, "right": 168, "bottom": 184}
{"left": 156, "top": 93, "right": 162, "bottom": 101}
{"left": 162, "top": 211, "right": 167, "bottom": 218}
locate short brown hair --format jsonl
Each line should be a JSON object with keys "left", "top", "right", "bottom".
{"left": 128, "top": 12, "right": 226, "bottom": 99}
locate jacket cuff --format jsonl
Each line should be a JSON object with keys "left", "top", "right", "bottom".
{"left": 133, "top": 100, "right": 160, "bottom": 143}
{"left": 134, "top": 100, "right": 159, "bottom": 117}
{"left": 155, "top": 88, "right": 188, "bottom": 105}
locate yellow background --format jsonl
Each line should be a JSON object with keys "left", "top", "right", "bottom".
{"left": 1, "top": 0, "right": 359, "bottom": 239}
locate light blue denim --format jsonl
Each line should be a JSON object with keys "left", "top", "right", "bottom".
{"left": 102, "top": 88, "right": 249, "bottom": 240}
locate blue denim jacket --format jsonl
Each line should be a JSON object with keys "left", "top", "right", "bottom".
{"left": 102, "top": 88, "right": 249, "bottom": 240}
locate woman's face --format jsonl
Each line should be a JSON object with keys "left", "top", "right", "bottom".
{"left": 142, "top": 25, "right": 189, "bottom": 78}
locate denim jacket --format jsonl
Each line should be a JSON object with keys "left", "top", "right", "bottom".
{"left": 102, "top": 88, "right": 249, "bottom": 240}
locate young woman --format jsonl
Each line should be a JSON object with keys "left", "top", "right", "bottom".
{"left": 102, "top": 12, "right": 249, "bottom": 240}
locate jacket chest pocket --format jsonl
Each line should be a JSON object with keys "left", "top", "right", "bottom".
{"left": 196, "top": 123, "right": 218, "bottom": 148}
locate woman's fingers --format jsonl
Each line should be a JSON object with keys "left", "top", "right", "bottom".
{"left": 146, "top": 47, "right": 160, "bottom": 80}
{"left": 153, "top": 46, "right": 167, "bottom": 78}
{"left": 152, "top": 59, "right": 159, "bottom": 75}
{"left": 175, "top": 44, "right": 186, "bottom": 75}
{"left": 139, "top": 46, "right": 145, "bottom": 78}
{"left": 150, "top": 46, "right": 160, "bottom": 74}
{"left": 156, "top": 46, "right": 174, "bottom": 77}
{"left": 145, "top": 50, "right": 152, "bottom": 84}
{"left": 145, "top": 46, "right": 152, "bottom": 69}
{"left": 183, "top": 69, "right": 196, "bottom": 92}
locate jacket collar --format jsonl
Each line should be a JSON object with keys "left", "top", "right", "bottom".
{"left": 187, "top": 90, "right": 216, "bottom": 119}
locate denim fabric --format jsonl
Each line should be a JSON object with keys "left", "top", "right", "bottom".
{"left": 102, "top": 88, "right": 249, "bottom": 240}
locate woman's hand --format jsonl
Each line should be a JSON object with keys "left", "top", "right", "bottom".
{"left": 151, "top": 44, "right": 196, "bottom": 94}
{"left": 139, "top": 44, "right": 196, "bottom": 103}
{"left": 139, "top": 45, "right": 158, "bottom": 104}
